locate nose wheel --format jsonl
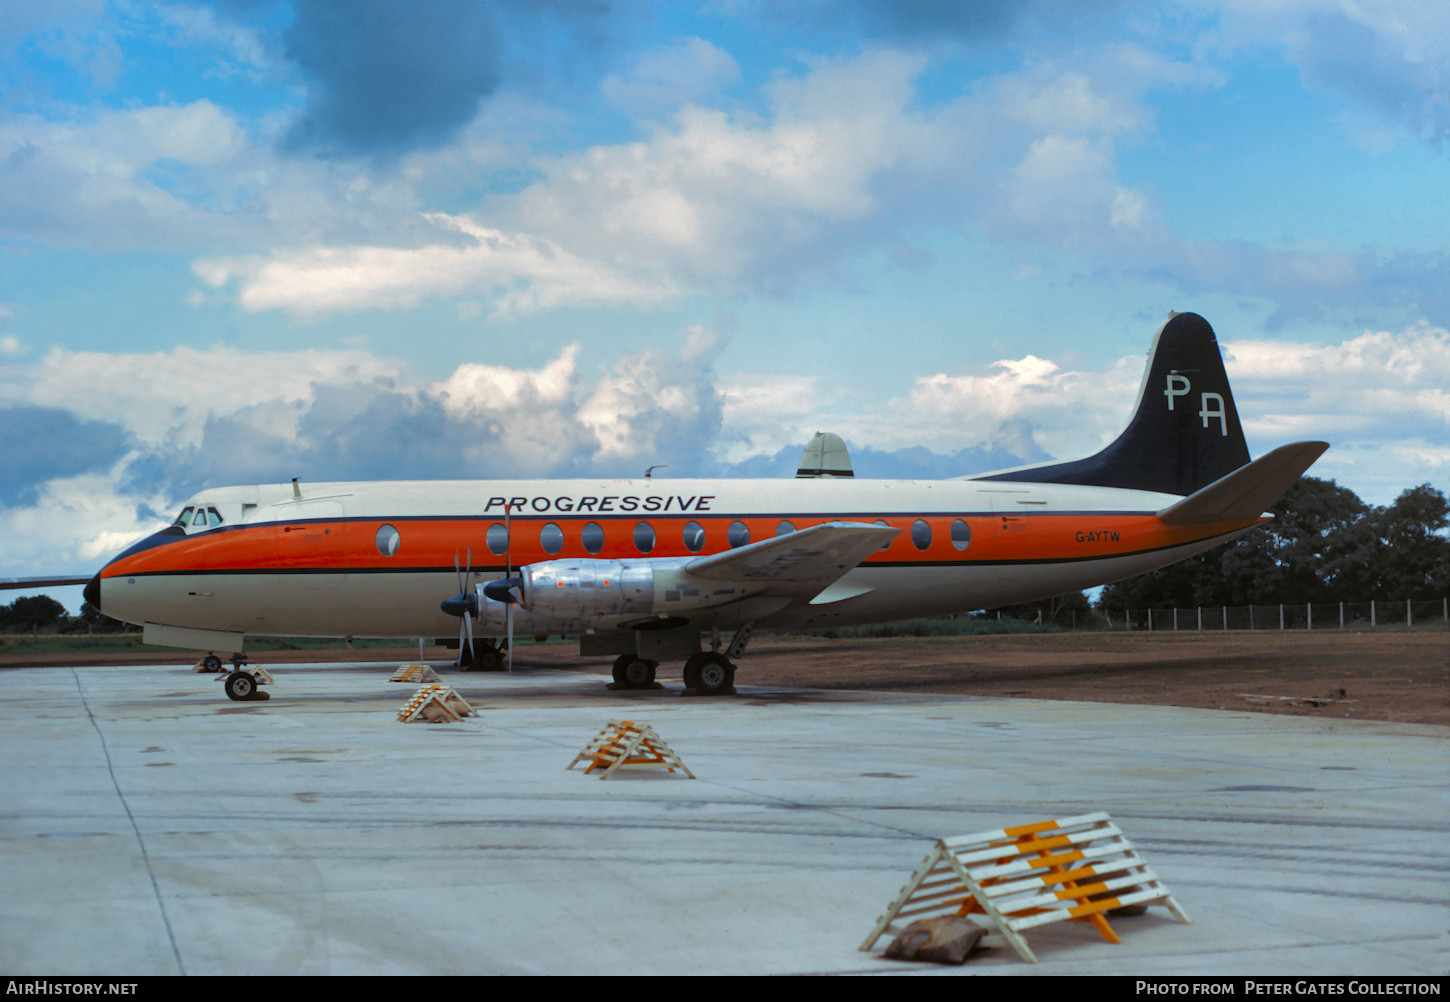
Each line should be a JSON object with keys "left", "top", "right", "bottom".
{"left": 682, "top": 652, "right": 736, "bottom": 696}
{"left": 223, "top": 667, "right": 271, "bottom": 701}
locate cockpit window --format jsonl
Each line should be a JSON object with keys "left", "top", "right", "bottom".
{"left": 206, "top": 507, "right": 223, "bottom": 527}
{"left": 192, "top": 509, "right": 208, "bottom": 527}
{"left": 174, "top": 507, "right": 194, "bottom": 527}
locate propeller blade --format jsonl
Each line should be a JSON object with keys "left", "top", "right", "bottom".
{"left": 462, "top": 601, "right": 475, "bottom": 664}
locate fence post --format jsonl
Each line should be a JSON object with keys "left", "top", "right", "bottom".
{"left": 1308, "top": 604, "right": 1312, "bottom": 631}
{"left": 1407, "top": 598, "right": 1412, "bottom": 628}
{"left": 1279, "top": 604, "right": 1284, "bottom": 630}
{"left": 1174, "top": 607, "right": 1178, "bottom": 631}
{"left": 1249, "top": 606, "right": 1254, "bottom": 630}
{"left": 1340, "top": 601, "right": 1344, "bottom": 628}
{"left": 1148, "top": 608, "right": 1153, "bottom": 632}
{"left": 1223, "top": 606, "right": 1227, "bottom": 631}
{"left": 1197, "top": 606, "right": 1202, "bottom": 631}
{"left": 1371, "top": 600, "right": 1375, "bottom": 627}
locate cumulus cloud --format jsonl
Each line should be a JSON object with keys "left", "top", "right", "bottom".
{"left": 198, "top": 213, "right": 680, "bottom": 317}
{"left": 1223, "top": 322, "right": 1450, "bottom": 497}
{"left": 196, "top": 41, "right": 1428, "bottom": 325}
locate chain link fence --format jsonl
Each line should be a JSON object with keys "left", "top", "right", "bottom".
{"left": 1100, "top": 598, "right": 1449, "bottom": 631}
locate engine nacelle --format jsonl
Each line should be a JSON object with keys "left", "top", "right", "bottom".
{"left": 507, "top": 557, "right": 757, "bottom": 625}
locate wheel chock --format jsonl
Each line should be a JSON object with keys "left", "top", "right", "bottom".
{"left": 861, "top": 811, "right": 1189, "bottom": 964}
{"left": 397, "top": 684, "right": 476, "bottom": 723}
{"left": 567, "top": 720, "right": 694, "bottom": 779}
{"left": 390, "top": 664, "right": 442, "bottom": 683}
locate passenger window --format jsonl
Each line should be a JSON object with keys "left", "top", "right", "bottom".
{"left": 633, "top": 522, "right": 655, "bottom": 554}
{"left": 776, "top": 520, "right": 796, "bottom": 536}
{"left": 874, "top": 519, "right": 892, "bottom": 550}
{"left": 911, "top": 519, "right": 932, "bottom": 551}
{"left": 683, "top": 521, "right": 705, "bottom": 553}
{"left": 951, "top": 519, "right": 971, "bottom": 551}
{"left": 376, "top": 524, "right": 401, "bottom": 557}
{"left": 581, "top": 522, "right": 605, "bottom": 555}
{"left": 486, "top": 523, "right": 508, "bottom": 555}
{"left": 728, "top": 521, "right": 750, "bottom": 548}
{"left": 540, "top": 522, "right": 564, "bottom": 555}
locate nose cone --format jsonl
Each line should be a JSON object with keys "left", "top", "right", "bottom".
{"left": 83, "top": 572, "right": 101, "bottom": 611}
{"left": 440, "top": 593, "right": 479, "bottom": 618}
{"left": 483, "top": 577, "right": 522, "bottom": 604}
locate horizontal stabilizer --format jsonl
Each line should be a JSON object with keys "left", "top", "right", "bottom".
{"left": 686, "top": 521, "right": 899, "bottom": 583}
{"left": 1156, "top": 441, "right": 1329, "bottom": 525}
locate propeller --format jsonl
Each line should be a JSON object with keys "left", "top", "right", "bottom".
{"left": 438, "top": 547, "right": 478, "bottom": 668}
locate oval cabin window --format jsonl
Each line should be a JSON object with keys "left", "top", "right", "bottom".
{"left": 540, "top": 522, "right": 564, "bottom": 555}
{"left": 633, "top": 522, "right": 656, "bottom": 554}
{"left": 375, "top": 524, "right": 401, "bottom": 557}
{"left": 911, "top": 519, "right": 932, "bottom": 550}
{"left": 683, "top": 521, "right": 705, "bottom": 553}
{"left": 486, "top": 523, "right": 508, "bottom": 555}
{"left": 951, "top": 519, "right": 971, "bottom": 551}
{"left": 581, "top": 522, "right": 605, "bottom": 555}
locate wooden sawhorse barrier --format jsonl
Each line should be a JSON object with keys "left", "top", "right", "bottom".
{"left": 861, "top": 811, "right": 1189, "bottom": 963}
{"left": 567, "top": 720, "right": 694, "bottom": 779}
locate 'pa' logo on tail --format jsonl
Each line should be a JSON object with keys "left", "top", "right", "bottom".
{"left": 1164, "top": 373, "right": 1228, "bottom": 437}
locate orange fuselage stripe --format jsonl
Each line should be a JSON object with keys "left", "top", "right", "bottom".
{"left": 104, "top": 513, "right": 1259, "bottom": 579}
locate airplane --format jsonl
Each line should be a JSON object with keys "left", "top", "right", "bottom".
{"left": 72, "top": 311, "right": 1326, "bottom": 701}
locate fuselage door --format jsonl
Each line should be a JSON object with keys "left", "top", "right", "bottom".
{"left": 269, "top": 499, "right": 349, "bottom": 590}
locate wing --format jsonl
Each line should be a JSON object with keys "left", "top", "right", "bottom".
{"left": 684, "top": 521, "right": 899, "bottom": 602}
{"left": 0, "top": 575, "right": 92, "bottom": 591}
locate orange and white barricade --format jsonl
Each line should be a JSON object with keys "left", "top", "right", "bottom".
{"left": 861, "top": 811, "right": 1188, "bottom": 963}
{"left": 567, "top": 720, "right": 694, "bottom": 779}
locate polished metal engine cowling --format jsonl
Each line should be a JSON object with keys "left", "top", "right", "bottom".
{"left": 519, "top": 559, "right": 658, "bottom": 619}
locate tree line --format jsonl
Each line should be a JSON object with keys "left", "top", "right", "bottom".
{"left": 0, "top": 597, "right": 132, "bottom": 635}
{"left": 990, "top": 479, "right": 1447, "bottom": 621}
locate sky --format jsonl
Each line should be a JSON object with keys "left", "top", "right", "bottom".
{"left": 1, "top": 0, "right": 1447, "bottom": 610}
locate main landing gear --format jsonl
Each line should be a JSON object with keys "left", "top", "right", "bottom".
{"left": 682, "top": 652, "right": 736, "bottom": 697}
{"left": 458, "top": 639, "right": 506, "bottom": 672}
{"left": 611, "top": 655, "right": 658, "bottom": 689}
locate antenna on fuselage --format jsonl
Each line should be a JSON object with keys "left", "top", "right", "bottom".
{"left": 645, "top": 465, "right": 667, "bottom": 478}
{"left": 291, "top": 478, "right": 302, "bottom": 499}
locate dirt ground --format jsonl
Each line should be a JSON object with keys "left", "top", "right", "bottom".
{"left": 5, "top": 629, "right": 1446, "bottom": 726}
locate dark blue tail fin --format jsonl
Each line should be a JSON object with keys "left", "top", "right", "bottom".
{"left": 977, "top": 312, "right": 1251, "bottom": 496}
